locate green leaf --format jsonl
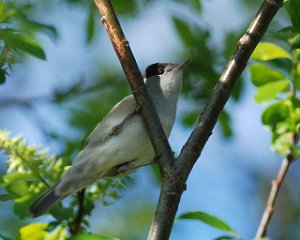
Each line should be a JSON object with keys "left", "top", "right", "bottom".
{"left": 182, "top": 110, "right": 198, "bottom": 127}
{"left": 5, "top": 181, "right": 29, "bottom": 196}
{"left": 262, "top": 101, "right": 290, "bottom": 128}
{"left": 0, "top": 3, "right": 15, "bottom": 23}
{"left": 278, "top": 26, "right": 300, "bottom": 34}
{"left": 111, "top": 0, "right": 138, "bottom": 16}
{"left": 26, "top": 20, "right": 59, "bottom": 40}
{"left": 177, "top": 211, "right": 240, "bottom": 238}
{"left": 50, "top": 205, "right": 74, "bottom": 221}
{"left": 68, "top": 233, "right": 119, "bottom": 240}
{"left": 219, "top": 111, "right": 233, "bottom": 138}
{"left": 0, "top": 193, "right": 19, "bottom": 201}
{"left": 214, "top": 236, "right": 236, "bottom": 240}
{"left": 6, "top": 34, "right": 46, "bottom": 60}
{"left": 172, "top": 17, "right": 196, "bottom": 47}
{"left": 252, "top": 43, "right": 291, "bottom": 61}
{"left": 0, "top": 67, "right": 6, "bottom": 84}
{"left": 2, "top": 172, "right": 34, "bottom": 182}
{"left": 19, "top": 223, "right": 48, "bottom": 240}
{"left": 189, "top": 0, "right": 202, "bottom": 12}
{"left": 249, "top": 63, "right": 285, "bottom": 87}
{"left": 289, "top": 33, "right": 300, "bottom": 50}
{"left": 47, "top": 225, "right": 67, "bottom": 240}
{"left": 272, "top": 131, "right": 293, "bottom": 155}
{"left": 86, "top": 5, "right": 95, "bottom": 44}
{"left": 254, "top": 79, "right": 290, "bottom": 104}
{"left": 285, "top": 0, "right": 300, "bottom": 27}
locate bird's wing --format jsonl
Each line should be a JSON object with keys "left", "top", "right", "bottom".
{"left": 82, "top": 95, "right": 137, "bottom": 148}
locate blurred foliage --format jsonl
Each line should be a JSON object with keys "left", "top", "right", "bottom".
{"left": 0, "top": 0, "right": 299, "bottom": 239}
{"left": 0, "top": 1, "right": 56, "bottom": 84}
{"left": 172, "top": 14, "right": 244, "bottom": 137}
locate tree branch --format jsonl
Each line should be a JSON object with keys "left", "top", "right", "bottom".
{"left": 149, "top": 0, "right": 284, "bottom": 239}
{"left": 177, "top": 0, "right": 284, "bottom": 179}
{"left": 255, "top": 156, "right": 293, "bottom": 239}
{"left": 93, "top": 0, "right": 284, "bottom": 239}
{"left": 70, "top": 189, "right": 85, "bottom": 235}
{"left": 93, "top": 0, "right": 174, "bottom": 171}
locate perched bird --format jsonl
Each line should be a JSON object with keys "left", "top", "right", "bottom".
{"left": 29, "top": 60, "right": 189, "bottom": 217}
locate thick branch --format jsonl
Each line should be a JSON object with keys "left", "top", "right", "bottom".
{"left": 177, "top": 0, "right": 284, "bottom": 179}
{"left": 93, "top": 0, "right": 174, "bottom": 171}
{"left": 255, "top": 157, "right": 293, "bottom": 239}
{"left": 93, "top": 0, "right": 284, "bottom": 239}
{"left": 149, "top": 0, "right": 284, "bottom": 239}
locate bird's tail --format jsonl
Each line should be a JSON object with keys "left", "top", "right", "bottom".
{"left": 29, "top": 183, "right": 66, "bottom": 218}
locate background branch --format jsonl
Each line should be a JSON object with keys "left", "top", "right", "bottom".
{"left": 255, "top": 157, "right": 293, "bottom": 239}
{"left": 70, "top": 189, "right": 86, "bottom": 235}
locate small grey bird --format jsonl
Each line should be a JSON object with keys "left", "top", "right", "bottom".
{"left": 29, "top": 60, "right": 189, "bottom": 217}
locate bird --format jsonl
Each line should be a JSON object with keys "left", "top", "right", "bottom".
{"left": 29, "top": 60, "right": 190, "bottom": 217}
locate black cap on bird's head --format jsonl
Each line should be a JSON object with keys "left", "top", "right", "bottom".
{"left": 144, "top": 60, "right": 190, "bottom": 79}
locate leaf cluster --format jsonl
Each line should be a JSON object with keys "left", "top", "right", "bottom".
{"left": 249, "top": 6, "right": 300, "bottom": 156}
{"left": 0, "top": 131, "right": 130, "bottom": 239}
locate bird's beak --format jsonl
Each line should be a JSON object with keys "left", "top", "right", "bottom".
{"left": 175, "top": 59, "right": 191, "bottom": 70}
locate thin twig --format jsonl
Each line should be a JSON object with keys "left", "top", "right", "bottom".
{"left": 255, "top": 157, "right": 293, "bottom": 239}
{"left": 70, "top": 189, "right": 85, "bottom": 235}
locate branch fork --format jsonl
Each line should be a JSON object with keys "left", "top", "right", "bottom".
{"left": 93, "top": 0, "right": 285, "bottom": 239}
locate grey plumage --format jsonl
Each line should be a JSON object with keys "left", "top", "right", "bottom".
{"left": 28, "top": 60, "right": 189, "bottom": 217}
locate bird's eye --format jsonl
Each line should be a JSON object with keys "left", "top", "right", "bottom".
{"left": 158, "top": 68, "right": 164, "bottom": 75}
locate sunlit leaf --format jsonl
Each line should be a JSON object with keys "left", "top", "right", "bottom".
{"left": 0, "top": 2, "right": 15, "bottom": 23}
{"left": 252, "top": 43, "right": 291, "bottom": 61}
{"left": 249, "top": 63, "right": 285, "bottom": 87}
{"left": 19, "top": 223, "right": 48, "bottom": 240}
{"left": 272, "top": 131, "right": 293, "bottom": 155}
{"left": 2, "top": 172, "right": 34, "bottom": 182}
{"left": 47, "top": 226, "right": 67, "bottom": 240}
{"left": 177, "top": 211, "right": 240, "bottom": 238}
{"left": 254, "top": 79, "right": 290, "bottom": 104}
